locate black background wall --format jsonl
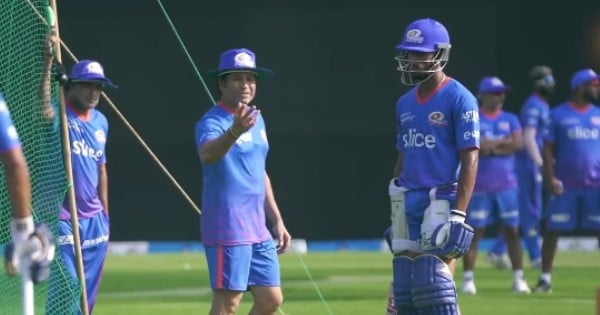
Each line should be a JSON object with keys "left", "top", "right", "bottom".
{"left": 56, "top": 0, "right": 600, "bottom": 241}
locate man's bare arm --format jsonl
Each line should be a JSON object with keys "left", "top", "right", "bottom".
{"left": 1, "top": 149, "right": 31, "bottom": 219}
{"left": 455, "top": 148, "right": 478, "bottom": 212}
{"left": 98, "top": 163, "right": 109, "bottom": 214}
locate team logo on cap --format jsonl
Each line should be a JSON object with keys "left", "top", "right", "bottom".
{"left": 83, "top": 62, "right": 104, "bottom": 75}
{"left": 95, "top": 130, "right": 106, "bottom": 143}
{"left": 405, "top": 29, "right": 424, "bottom": 44}
{"left": 234, "top": 52, "right": 255, "bottom": 68}
{"left": 490, "top": 77, "right": 503, "bottom": 87}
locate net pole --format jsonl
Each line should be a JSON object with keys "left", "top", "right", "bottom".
{"left": 48, "top": 1, "right": 90, "bottom": 314}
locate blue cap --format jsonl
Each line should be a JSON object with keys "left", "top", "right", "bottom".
{"left": 69, "top": 60, "right": 117, "bottom": 88}
{"left": 570, "top": 68, "right": 600, "bottom": 90}
{"left": 478, "top": 76, "right": 511, "bottom": 94}
{"left": 206, "top": 48, "right": 273, "bottom": 78}
{"left": 396, "top": 18, "right": 451, "bottom": 53}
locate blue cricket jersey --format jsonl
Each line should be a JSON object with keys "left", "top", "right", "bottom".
{"left": 545, "top": 102, "right": 600, "bottom": 189}
{"left": 195, "top": 104, "right": 272, "bottom": 246}
{"left": 0, "top": 95, "right": 21, "bottom": 152}
{"left": 60, "top": 105, "right": 108, "bottom": 220}
{"left": 395, "top": 77, "right": 480, "bottom": 190}
{"left": 475, "top": 110, "right": 521, "bottom": 192}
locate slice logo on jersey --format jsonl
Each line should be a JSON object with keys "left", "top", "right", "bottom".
{"left": 405, "top": 29, "right": 424, "bottom": 44}
{"left": 428, "top": 111, "right": 448, "bottom": 126}
{"left": 95, "top": 130, "right": 106, "bottom": 143}
{"left": 234, "top": 52, "right": 255, "bottom": 68}
{"left": 591, "top": 116, "right": 600, "bottom": 126}
{"left": 402, "top": 128, "right": 436, "bottom": 148}
{"left": 498, "top": 121, "right": 510, "bottom": 131}
{"left": 72, "top": 140, "right": 104, "bottom": 161}
{"left": 399, "top": 112, "right": 416, "bottom": 125}
{"left": 567, "top": 126, "right": 599, "bottom": 140}
{"left": 462, "top": 110, "right": 479, "bottom": 123}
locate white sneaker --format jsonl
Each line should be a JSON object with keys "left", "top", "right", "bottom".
{"left": 486, "top": 253, "right": 512, "bottom": 270}
{"left": 462, "top": 279, "right": 477, "bottom": 295}
{"left": 512, "top": 278, "right": 531, "bottom": 294}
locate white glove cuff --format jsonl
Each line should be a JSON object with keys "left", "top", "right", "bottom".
{"left": 449, "top": 210, "right": 466, "bottom": 223}
{"left": 11, "top": 216, "right": 34, "bottom": 244}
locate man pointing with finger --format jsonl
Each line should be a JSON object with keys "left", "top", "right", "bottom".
{"left": 195, "top": 48, "right": 292, "bottom": 315}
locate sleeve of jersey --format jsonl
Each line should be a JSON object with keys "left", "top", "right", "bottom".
{"left": 520, "top": 103, "right": 540, "bottom": 128}
{"left": 453, "top": 93, "right": 480, "bottom": 150}
{"left": 395, "top": 102, "right": 404, "bottom": 152}
{"left": 510, "top": 113, "right": 522, "bottom": 133}
{"left": 0, "top": 100, "right": 21, "bottom": 152}
{"left": 195, "top": 115, "right": 223, "bottom": 148}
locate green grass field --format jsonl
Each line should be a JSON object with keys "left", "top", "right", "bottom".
{"left": 86, "top": 251, "right": 599, "bottom": 315}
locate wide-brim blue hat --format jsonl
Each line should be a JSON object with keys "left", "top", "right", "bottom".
{"left": 205, "top": 48, "right": 274, "bottom": 79}
{"left": 69, "top": 59, "right": 118, "bottom": 89}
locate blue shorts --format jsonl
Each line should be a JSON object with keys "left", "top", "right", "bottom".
{"left": 47, "top": 211, "right": 110, "bottom": 314}
{"left": 466, "top": 188, "right": 519, "bottom": 228}
{"left": 516, "top": 161, "right": 542, "bottom": 228}
{"left": 205, "top": 239, "right": 280, "bottom": 291}
{"left": 546, "top": 188, "right": 600, "bottom": 231}
{"left": 405, "top": 188, "right": 456, "bottom": 242}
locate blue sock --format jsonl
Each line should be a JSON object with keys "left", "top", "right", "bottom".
{"left": 489, "top": 234, "right": 506, "bottom": 256}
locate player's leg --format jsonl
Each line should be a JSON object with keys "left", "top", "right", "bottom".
{"left": 582, "top": 188, "right": 600, "bottom": 250}
{"left": 383, "top": 227, "right": 396, "bottom": 315}
{"left": 461, "top": 192, "right": 491, "bottom": 294}
{"left": 389, "top": 181, "right": 428, "bottom": 315}
{"left": 205, "top": 244, "right": 251, "bottom": 314}
{"left": 411, "top": 254, "right": 459, "bottom": 315}
{"left": 248, "top": 240, "right": 283, "bottom": 315}
{"left": 486, "top": 233, "right": 509, "bottom": 269}
{"left": 517, "top": 169, "right": 543, "bottom": 268}
{"left": 534, "top": 190, "right": 578, "bottom": 292}
{"left": 496, "top": 188, "right": 530, "bottom": 293}
{"left": 414, "top": 188, "right": 472, "bottom": 315}
{"left": 81, "top": 212, "right": 110, "bottom": 313}
{"left": 45, "top": 220, "right": 81, "bottom": 315}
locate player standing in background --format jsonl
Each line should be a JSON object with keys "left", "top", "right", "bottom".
{"left": 389, "top": 18, "right": 478, "bottom": 315}
{"left": 195, "top": 48, "right": 291, "bottom": 315}
{"left": 461, "top": 76, "right": 530, "bottom": 294}
{"left": 487, "top": 66, "right": 555, "bottom": 270}
{"left": 45, "top": 59, "right": 116, "bottom": 314}
{"left": 534, "top": 68, "right": 600, "bottom": 292}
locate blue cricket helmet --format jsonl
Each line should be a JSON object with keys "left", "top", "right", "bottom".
{"left": 395, "top": 18, "right": 452, "bottom": 85}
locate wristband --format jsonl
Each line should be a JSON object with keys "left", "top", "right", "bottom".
{"left": 227, "top": 127, "right": 240, "bottom": 139}
{"left": 449, "top": 210, "right": 466, "bottom": 223}
{"left": 11, "top": 216, "right": 34, "bottom": 244}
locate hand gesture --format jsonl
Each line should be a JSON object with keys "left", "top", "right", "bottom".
{"left": 271, "top": 222, "right": 291, "bottom": 254}
{"left": 549, "top": 177, "right": 563, "bottom": 196}
{"left": 44, "top": 27, "right": 58, "bottom": 61}
{"left": 230, "top": 103, "right": 260, "bottom": 136}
